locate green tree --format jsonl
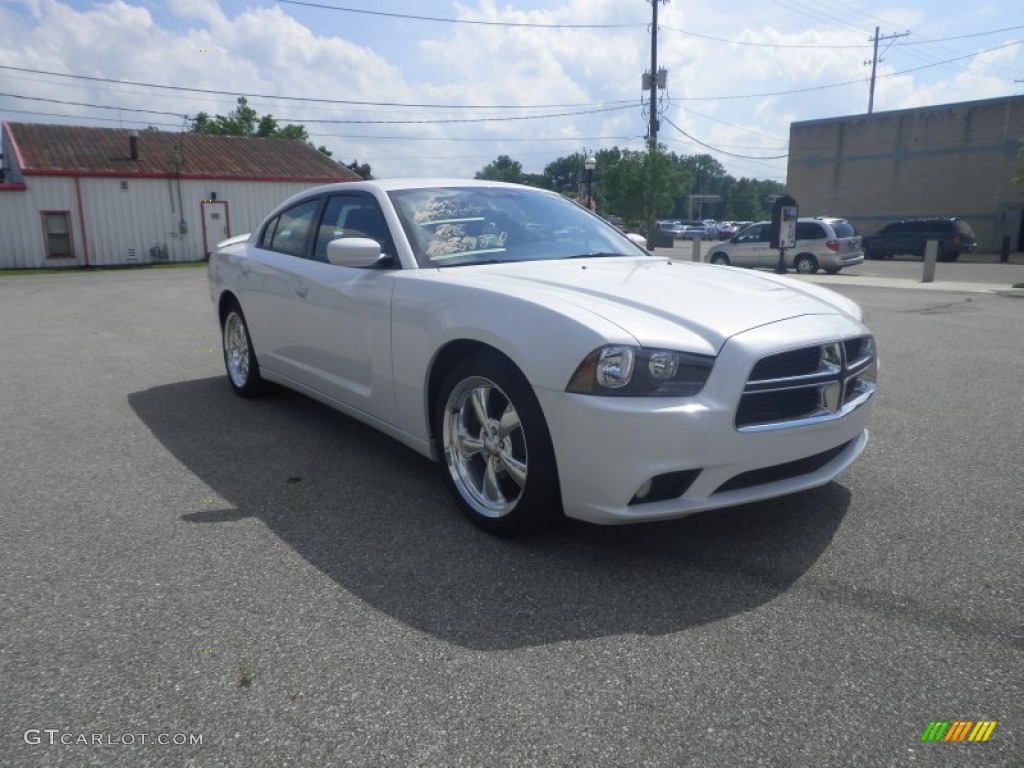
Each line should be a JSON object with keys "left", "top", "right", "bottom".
{"left": 475, "top": 155, "right": 524, "bottom": 183}
{"left": 345, "top": 159, "right": 373, "bottom": 179}
{"left": 191, "top": 97, "right": 332, "bottom": 157}
{"left": 601, "top": 144, "right": 683, "bottom": 245}
{"left": 726, "top": 178, "right": 760, "bottom": 221}
{"left": 542, "top": 152, "right": 586, "bottom": 196}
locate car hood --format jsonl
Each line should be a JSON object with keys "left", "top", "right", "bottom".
{"left": 436, "top": 257, "right": 862, "bottom": 352}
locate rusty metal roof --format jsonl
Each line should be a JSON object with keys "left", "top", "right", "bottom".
{"left": 5, "top": 122, "right": 360, "bottom": 182}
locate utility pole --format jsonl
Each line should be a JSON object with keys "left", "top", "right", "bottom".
{"left": 867, "top": 26, "right": 909, "bottom": 114}
{"left": 649, "top": 0, "right": 660, "bottom": 146}
{"left": 643, "top": 0, "right": 668, "bottom": 247}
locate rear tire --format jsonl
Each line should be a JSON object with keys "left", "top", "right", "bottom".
{"left": 435, "top": 353, "right": 560, "bottom": 535}
{"left": 221, "top": 300, "right": 266, "bottom": 397}
{"left": 794, "top": 253, "right": 819, "bottom": 274}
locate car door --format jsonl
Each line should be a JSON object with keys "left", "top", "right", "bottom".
{"left": 728, "top": 223, "right": 767, "bottom": 267}
{"left": 893, "top": 222, "right": 922, "bottom": 256}
{"left": 282, "top": 192, "right": 401, "bottom": 425}
{"left": 240, "top": 196, "right": 322, "bottom": 374}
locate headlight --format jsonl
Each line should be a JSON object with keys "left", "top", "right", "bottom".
{"left": 567, "top": 345, "right": 714, "bottom": 396}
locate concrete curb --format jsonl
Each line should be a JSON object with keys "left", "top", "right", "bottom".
{"left": 790, "top": 273, "right": 1024, "bottom": 295}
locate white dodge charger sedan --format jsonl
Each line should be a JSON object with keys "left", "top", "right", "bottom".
{"left": 209, "top": 180, "right": 876, "bottom": 534}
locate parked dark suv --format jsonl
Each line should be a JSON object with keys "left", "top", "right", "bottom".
{"left": 862, "top": 218, "right": 976, "bottom": 262}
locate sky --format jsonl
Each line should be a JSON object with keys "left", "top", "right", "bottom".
{"left": 1, "top": 0, "right": 1022, "bottom": 183}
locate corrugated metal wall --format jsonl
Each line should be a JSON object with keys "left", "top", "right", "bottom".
{"left": 0, "top": 177, "right": 336, "bottom": 269}
{"left": 0, "top": 177, "right": 80, "bottom": 269}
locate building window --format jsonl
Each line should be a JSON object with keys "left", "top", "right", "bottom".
{"left": 120, "top": 180, "right": 129, "bottom": 191}
{"left": 41, "top": 212, "right": 73, "bottom": 258}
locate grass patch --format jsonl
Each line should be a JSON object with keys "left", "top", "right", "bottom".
{"left": 0, "top": 261, "right": 207, "bottom": 277}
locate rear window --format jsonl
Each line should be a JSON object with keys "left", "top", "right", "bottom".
{"left": 795, "top": 222, "right": 825, "bottom": 240}
{"left": 882, "top": 222, "right": 906, "bottom": 234}
{"left": 829, "top": 220, "right": 856, "bottom": 238}
{"left": 954, "top": 220, "right": 976, "bottom": 238}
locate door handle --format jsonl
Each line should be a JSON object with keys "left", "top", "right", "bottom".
{"left": 294, "top": 282, "right": 308, "bottom": 298}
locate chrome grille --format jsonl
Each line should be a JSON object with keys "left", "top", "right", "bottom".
{"left": 736, "top": 337, "right": 877, "bottom": 431}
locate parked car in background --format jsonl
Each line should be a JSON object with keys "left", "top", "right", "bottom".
{"left": 675, "top": 222, "right": 708, "bottom": 240}
{"left": 657, "top": 220, "right": 686, "bottom": 238}
{"left": 716, "top": 222, "right": 741, "bottom": 240}
{"left": 861, "top": 218, "right": 976, "bottom": 262}
{"left": 209, "top": 179, "right": 875, "bottom": 534}
{"left": 707, "top": 217, "right": 864, "bottom": 274}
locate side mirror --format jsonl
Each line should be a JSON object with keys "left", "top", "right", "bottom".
{"left": 326, "top": 237, "right": 386, "bottom": 267}
{"left": 626, "top": 233, "right": 649, "bottom": 249}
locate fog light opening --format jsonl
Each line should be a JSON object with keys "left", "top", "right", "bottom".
{"left": 628, "top": 469, "right": 702, "bottom": 506}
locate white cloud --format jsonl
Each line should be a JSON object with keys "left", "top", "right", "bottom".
{"left": 1, "top": 0, "right": 1021, "bottom": 181}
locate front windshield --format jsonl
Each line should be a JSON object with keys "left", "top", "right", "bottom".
{"left": 388, "top": 186, "right": 649, "bottom": 268}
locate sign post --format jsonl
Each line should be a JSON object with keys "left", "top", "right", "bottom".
{"left": 769, "top": 195, "right": 798, "bottom": 275}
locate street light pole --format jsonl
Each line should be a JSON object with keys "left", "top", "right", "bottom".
{"left": 584, "top": 153, "right": 596, "bottom": 210}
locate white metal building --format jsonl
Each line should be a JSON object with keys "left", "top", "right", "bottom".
{"left": 0, "top": 122, "right": 360, "bottom": 269}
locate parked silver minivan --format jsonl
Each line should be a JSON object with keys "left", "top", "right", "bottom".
{"left": 707, "top": 217, "right": 864, "bottom": 274}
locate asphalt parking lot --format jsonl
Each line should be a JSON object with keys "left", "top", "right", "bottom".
{"left": 1, "top": 265, "right": 1022, "bottom": 767}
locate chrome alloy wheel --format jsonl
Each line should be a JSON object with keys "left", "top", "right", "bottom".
{"left": 223, "top": 311, "right": 251, "bottom": 389}
{"left": 442, "top": 376, "right": 528, "bottom": 519}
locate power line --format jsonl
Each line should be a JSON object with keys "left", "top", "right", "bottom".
{"left": 660, "top": 25, "right": 869, "bottom": 49}
{"left": 674, "top": 104, "right": 788, "bottom": 144}
{"left": 0, "top": 64, "right": 634, "bottom": 112}
{"left": 0, "top": 92, "right": 186, "bottom": 119}
{"left": 660, "top": 22, "right": 1024, "bottom": 50}
{"left": 276, "top": 0, "right": 640, "bottom": 28}
{"left": 671, "top": 38, "right": 1023, "bottom": 101}
{"left": 896, "top": 24, "right": 1024, "bottom": 46}
{"left": 662, "top": 116, "right": 788, "bottom": 160}
{"left": 0, "top": 90, "right": 635, "bottom": 126}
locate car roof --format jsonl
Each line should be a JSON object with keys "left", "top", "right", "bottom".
{"left": 300, "top": 178, "right": 544, "bottom": 194}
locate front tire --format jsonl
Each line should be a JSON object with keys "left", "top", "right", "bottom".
{"left": 221, "top": 301, "right": 266, "bottom": 397}
{"left": 709, "top": 252, "right": 730, "bottom": 266}
{"left": 794, "top": 253, "right": 819, "bottom": 274}
{"left": 436, "top": 353, "right": 560, "bottom": 535}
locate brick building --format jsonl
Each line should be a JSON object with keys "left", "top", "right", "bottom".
{"left": 786, "top": 95, "right": 1024, "bottom": 252}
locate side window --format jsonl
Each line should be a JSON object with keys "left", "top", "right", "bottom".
{"left": 41, "top": 212, "right": 74, "bottom": 258}
{"left": 258, "top": 198, "right": 320, "bottom": 257}
{"left": 313, "top": 195, "right": 394, "bottom": 263}
{"left": 795, "top": 222, "right": 824, "bottom": 240}
{"left": 736, "top": 224, "right": 766, "bottom": 243}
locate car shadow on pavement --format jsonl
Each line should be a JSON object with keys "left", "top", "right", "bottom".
{"left": 128, "top": 377, "right": 851, "bottom": 651}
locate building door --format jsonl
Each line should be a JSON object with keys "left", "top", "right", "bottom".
{"left": 201, "top": 200, "right": 230, "bottom": 258}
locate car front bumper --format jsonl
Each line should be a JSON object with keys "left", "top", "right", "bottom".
{"left": 534, "top": 315, "right": 875, "bottom": 525}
